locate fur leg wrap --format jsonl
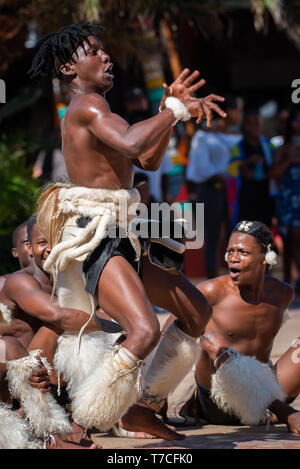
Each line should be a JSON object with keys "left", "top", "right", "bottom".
{"left": 210, "top": 350, "right": 286, "bottom": 425}
{"left": 141, "top": 322, "right": 201, "bottom": 412}
{"left": 6, "top": 350, "right": 72, "bottom": 438}
{"left": 54, "top": 331, "right": 120, "bottom": 398}
{"left": 0, "top": 402, "right": 43, "bottom": 449}
{"left": 71, "top": 345, "right": 144, "bottom": 431}
{"left": 0, "top": 302, "right": 12, "bottom": 325}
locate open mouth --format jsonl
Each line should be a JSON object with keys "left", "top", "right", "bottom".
{"left": 104, "top": 63, "right": 114, "bottom": 79}
{"left": 229, "top": 267, "right": 241, "bottom": 279}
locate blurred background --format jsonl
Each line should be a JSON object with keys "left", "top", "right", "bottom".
{"left": 1, "top": 0, "right": 300, "bottom": 290}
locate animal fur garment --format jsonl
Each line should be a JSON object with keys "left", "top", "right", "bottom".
{"left": 71, "top": 345, "right": 144, "bottom": 431}
{"left": 0, "top": 402, "right": 43, "bottom": 449}
{"left": 37, "top": 184, "right": 141, "bottom": 274}
{"left": 54, "top": 330, "right": 120, "bottom": 398}
{"left": 141, "top": 322, "right": 201, "bottom": 412}
{"left": 210, "top": 353, "right": 286, "bottom": 425}
{"left": 6, "top": 350, "right": 72, "bottom": 438}
{"left": 0, "top": 302, "right": 12, "bottom": 324}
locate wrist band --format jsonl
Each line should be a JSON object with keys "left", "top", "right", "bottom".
{"left": 164, "top": 97, "right": 191, "bottom": 126}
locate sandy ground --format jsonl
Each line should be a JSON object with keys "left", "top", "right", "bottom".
{"left": 91, "top": 297, "right": 300, "bottom": 450}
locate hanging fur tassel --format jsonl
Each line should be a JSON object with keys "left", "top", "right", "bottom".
{"left": 141, "top": 322, "right": 201, "bottom": 412}
{"left": 211, "top": 350, "right": 286, "bottom": 425}
{"left": 0, "top": 402, "right": 43, "bottom": 449}
{"left": 71, "top": 345, "right": 144, "bottom": 431}
{"left": 6, "top": 350, "right": 72, "bottom": 439}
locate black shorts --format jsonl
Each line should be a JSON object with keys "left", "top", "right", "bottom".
{"left": 195, "top": 379, "right": 241, "bottom": 425}
{"left": 79, "top": 217, "right": 184, "bottom": 297}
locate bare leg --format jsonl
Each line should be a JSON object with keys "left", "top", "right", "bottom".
{"left": 45, "top": 433, "right": 101, "bottom": 449}
{"left": 97, "top": 256, "right": 161, "bottom": 359}
{"left": 142, "top": 258, "right": 211, "bottom": 338}
{"left": 276, "top": 337, "right": 300, "bottom": 398}
{"left": 120, "top": 259, "right": 211, "bottom": 440}
{"left": 271, "top": 339, "right": 300, "bottom": 434}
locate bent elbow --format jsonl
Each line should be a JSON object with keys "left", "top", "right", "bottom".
{"left": 126, "top": 142, "right": 142, "bottom": 159}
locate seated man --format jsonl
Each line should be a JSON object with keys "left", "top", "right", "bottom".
{"left": 0, "top": 215, "right": 103, "bottom": 449}
{"left": 123, "top": 221, "right": 296, "bottom": 436}
{"left": 0, "top": 220, "right": 31, "bottom": 291}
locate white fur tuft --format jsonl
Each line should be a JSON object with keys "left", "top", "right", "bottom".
{"left": 211, "top": 353, "right": 286, "bottom": 425}
{"left": 165, "top": 97, "right": 191, "bottom": 125}
{"left": 142, "top": 323, "right": 201, "bottom": 411}
{"left": 54, "top": 331, "right": 119, "bottom": 398}
{"left": 6, "top": 350, "right": 72, "bottom": 438}
{"left": 0, "top": 302, "right": 12, "bottom": 324}
{"left": 0, "top": 402, "right": 43, "bottom": 449}
{"left": 71, "top": 346, "right": 142, "bottom": 431}
{"left": 265, "top": 250, "right": 278, "bottom": 266}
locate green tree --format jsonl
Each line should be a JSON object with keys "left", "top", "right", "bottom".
{"left": 0, "top": 134, "right": 40, "bottom": 274}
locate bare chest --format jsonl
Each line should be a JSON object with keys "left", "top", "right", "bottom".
{"left": 207, "top": 296, "right": 282, "bottom": 344}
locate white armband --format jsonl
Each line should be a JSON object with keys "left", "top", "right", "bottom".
{"left": 164, "top": 97, "right": 191, "bottom": 126}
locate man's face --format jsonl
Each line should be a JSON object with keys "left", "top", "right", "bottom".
{"left": 225, "top": 232, "right": 266, "bottom": 286}
{"left": 64, "top": 35, "right": 114, "bottom": 93}
{"left": 26, "top": 223, "right": 51, "bottom": 270}
{"left": 11, "top": 225, "right": 31, "bottom": 269}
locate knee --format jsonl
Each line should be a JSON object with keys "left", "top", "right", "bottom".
{"left": 133, "top": 319, "right": 161, "bottom": 354}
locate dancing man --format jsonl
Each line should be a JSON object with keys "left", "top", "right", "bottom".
{"left": 29, "top": 22, "right": 227, "bottom": 439}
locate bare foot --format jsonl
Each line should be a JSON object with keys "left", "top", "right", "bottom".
{"left": 120, "top": 404, "right": 185, "bottom": 441}
{"left": 287, "top": 411, "right": 300, "bottom": 435}
{"left": 64, "top": 421, "right": 98, "bottom": 447}
{"left": 46, "top": 433, "right": 102, "bottom": 449}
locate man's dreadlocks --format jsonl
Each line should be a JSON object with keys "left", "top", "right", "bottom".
{"left": 28, "top": 22, "right": 104, "bottom": 82}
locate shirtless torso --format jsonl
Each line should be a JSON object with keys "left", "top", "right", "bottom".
{"left": 196, "top": 274, "right": 293, "bottom": 388}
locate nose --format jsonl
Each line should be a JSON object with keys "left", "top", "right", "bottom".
{"left": 230, "top": 251, "right": 240, "bottom": 263}
{"left": 99, "top": 50, "right": 110, "bottom": 63}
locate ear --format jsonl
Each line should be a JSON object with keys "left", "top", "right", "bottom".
{"left": 26, "top": 242, "right": 33, "bottom": 257}
{"left": 60, "top": 62, "right": 76, "bottom": 77}
{"left": 11, "top": 248, "right": 18, "bottom": 259}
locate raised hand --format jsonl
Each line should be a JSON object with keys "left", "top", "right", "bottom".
{"left": 160, "top": 68, "right": 206, "bottom": 108}
{"left": 160, "top": 68, "right": 227, "bottom": 127}
{"left": 182, "top": 96, "right": 227, "bottom": 128}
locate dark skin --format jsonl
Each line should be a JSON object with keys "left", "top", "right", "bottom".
{"left": 152, "top": 232, "right": 295, "bottom": 436}
{"left": 61, "top": 36, "right": 226, "bottom": 190}
{"left": 0, "top": 224, "right": 31, "bottom": 292}
{"left": 11, "top": 224, "right": 31, "bottom": 269}
{"left": 0, "top": 223, "right": 102, "bottom": 449}
{"left": 195, "top": 232, "right": 293, "bottom": 389}
{"left": 0, "top": 223, "right": 101, "bottom": 339}
{"left": 161, "top": 233, "right": 300, "bottom": 435}
{"left": 53, "top": 35, "right": 227, "bottom": 440}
